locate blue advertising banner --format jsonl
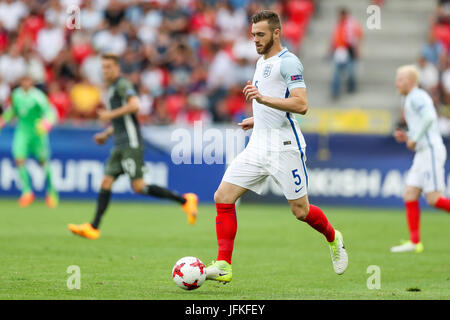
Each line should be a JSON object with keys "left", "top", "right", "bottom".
{"left": 0, "top": 124, "right": 449, "bottom": 207}
{"left": 0, "top": 125, "right": 226, "bottom": 202}
{"left": 243, "top": 134, "right": 450, "bottom": 207}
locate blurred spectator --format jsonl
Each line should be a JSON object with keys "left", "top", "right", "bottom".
{"left": 23, "top": 48, "right": 46, "bottom": 85}
{"left": 80, "top": 49, "right": 103, "bottom": 86}
{"left": 136, "top": 3, "right": 164, "bottom": 45}
{"left": 161, "top": 0, "right": 190, "bottom": 36}
{"left": 140, "top": 62, "right": 166, "bottom": 97}
{"left": 15, "top": 7, "right": 45, "bottom": 51}
{"left": 283, "top": 0, "right": 315, "bottom": 51}
{"left": 152, "top": 98, "right": 173, "bottom": 125}
{"left": 53, "top": 48, "right": 78, "bottom": 83}
{"left": 435, "top": 0, "right": 450, "bottom": 25}
{"left": 0, "top": 0, "right": 28, "bottom": 32}
{"left": 104, "top": 0, "right": 126, "bottom": 27}
{"left": 0, "top": 75, "right": 10, "bottom": 109}
{"left": 69, "top": 77, "right": 101, "bottom": 119}
{"left": 0, "top": 0, "right": 316, "bottom": 125}
{"left": 214, "top": 98, "right": 233, "bottom": 122}
{"left": 166, "top": 42, "right": 195, "bottom": 93}
{"left": 36, "top": 20, "right": 65, "bottom": 63}
{"left": 48, "top": 81, "right": 71, "bottom": 122}
{"left": 207, "top": 43, "right": 237, "bottom": 91}
{"left": 165, "top": 91, "right": 186, "bottom": 121}
{"left": 71, "top": 31, "right": 94, "bottom": 65}
{"left": 81, "top": 0, "right": 105, "bottom": 31}
{"left": 0, "top": 22, "right": 8, "bottom": 53}
{"left": 432, "top": 0, "right": 450, "bottom": 52}
{"left": 421, "top": 30, "right": 445, "bottom": 67}
{"left": 221, "top": 85, "right": 247, "bottom": 122}
{"left": 215, "top": 0, "right": 247, "bottom": 42}
{"left": 92, "top": 24, "right": 127, "bottom": 55}
{"left": 120, "top": 48, "right": 143, "bottom": 86}
{"left": 330, "top": 7, "right": 363, "bottom": 100}
{"left": 442, "top": 56, "right": 450, "bottom": 105}
{"left": 0, "top": 45, "right": 27, "bottom": 85}
{"left": 176, "top": 92, "right": 212, "bottom": 125}
{"left": 137, "top": 85, "right": 154, "bottom": 124}
{"left": 417, "top": 55, "right": 439, "bottom": 105}
{"left": 45, "top": 0, "right": 67, "bottom": 28}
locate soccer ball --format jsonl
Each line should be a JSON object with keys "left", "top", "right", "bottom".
{"left": 172, "top": 256, "right": 206, "bottom": 290}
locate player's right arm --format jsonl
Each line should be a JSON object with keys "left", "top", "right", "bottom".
{"left": 94, "top": 125, "right": 114, "bottom": 145}
{"left": 405, "top": 92, "right": 436, "bottom": 150}
{"left": 0, "top": 107, "right": 15, "bottom": 130}
{"left": 0, "top": 92, "right": 17, "bottom": 130}
{"left": 98, "top": 79, "right": 139, "bottom": 122}
{"left": 238, "top": 117, "right": 254, "bottom": 130}
{"left": 394, "top": 104, "right": 408, "bottom": 143}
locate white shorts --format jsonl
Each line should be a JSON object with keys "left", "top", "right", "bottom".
{"left": 405, "top": 144, "right": 447, "bottom": 193}
{"left": 222, "top": 147, "right": 308, "bottom": 200}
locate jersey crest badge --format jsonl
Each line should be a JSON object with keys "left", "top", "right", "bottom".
{"left": 263, "top": 64, "right": 273, "bottom": 78}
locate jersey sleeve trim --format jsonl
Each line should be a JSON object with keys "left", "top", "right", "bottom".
{"left": 280, "top": 54, "right": 306, "bottom": 90}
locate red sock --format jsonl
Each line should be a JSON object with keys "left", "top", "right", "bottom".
{"left": 304, "top": 204, "right": 335, "bottom": 242}
{"left": 434, "top": 197, "right": 450, "bottom": 213}
{"left": 405, "top": 201, "right": 420, "bottom": 244}
{"left": 216, "top": 203, "right": 237, "bottom": 264}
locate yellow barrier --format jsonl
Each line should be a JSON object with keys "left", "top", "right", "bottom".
{"left": 296, "top": 108, "right": 392, "bottom": 135}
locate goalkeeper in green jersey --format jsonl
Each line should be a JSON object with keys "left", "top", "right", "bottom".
{"left": 0, "top": 75, "right": 58, "bottom": 208}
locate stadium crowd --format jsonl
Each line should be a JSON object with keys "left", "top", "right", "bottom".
{"left": 417, "top": 0, "right": 450, "bottom": 134}
{"left": 0, "top": 0, "right": 316, "bottom": 126}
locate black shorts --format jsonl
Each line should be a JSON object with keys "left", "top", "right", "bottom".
{"left": 105, "top": 146, "right": 144, "bottom": 180}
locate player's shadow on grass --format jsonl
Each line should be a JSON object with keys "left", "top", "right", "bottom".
{"left": 168, "top": 284, "right": 237, "bottom": 297}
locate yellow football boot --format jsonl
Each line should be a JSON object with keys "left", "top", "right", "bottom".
{"left": 182, "top": 193, "right": 198, "bottom": 225}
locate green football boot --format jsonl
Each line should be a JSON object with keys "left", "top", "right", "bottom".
{"left": 205, "top": 260, "right": 232, "bottom": 283}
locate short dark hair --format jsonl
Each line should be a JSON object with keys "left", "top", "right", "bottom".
{"left": 101, "top": 53, "right": 120, "bottom": 64}
{"left": 251, "top": 10, "right": 281, "bottom": 32}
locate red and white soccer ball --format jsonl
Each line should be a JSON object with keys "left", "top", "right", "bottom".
{"left": 172, "top": 256, "right": 206, "bottom": 290}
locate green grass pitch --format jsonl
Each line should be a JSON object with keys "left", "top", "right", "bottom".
{"left": 0, "top": 198, "right": 449, "bottom": 300}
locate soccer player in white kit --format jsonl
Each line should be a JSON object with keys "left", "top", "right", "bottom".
{"left": 391, "top": 65, "right": 450, "bottom": 253}
{"left": 205, "top": 10, "right": 348, "bottom": 283}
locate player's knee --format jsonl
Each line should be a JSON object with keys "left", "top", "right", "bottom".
{"left": 213, "top": 190, "right": 224, "bottom": 203}
{"left": 214, "top": 189, "right": 234, "bottom": 204}
{"left": 291, "top": 202, "right": 310, "bottom": 221}
{"left": 403, "top": 190, "right": 419, "bottom": 203}
{"left": 132, "top": 184, "right": 143, "bottom": 194}
{"left": 426, "top": 194, "right": 440, "bottom": 207}
{"left": 131, "top": 180, "right": 145, "bottom": 194}
{"left": 101, "top": 177, "right": 114, "bottom": 190}
{"left": 15, "top": 159, "right": 25, "bottom": 166}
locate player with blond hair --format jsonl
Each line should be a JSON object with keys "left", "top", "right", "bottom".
{"left": 391, "top": 64, "right": 450, "bottom": 253}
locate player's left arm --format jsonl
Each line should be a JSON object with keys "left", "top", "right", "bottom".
{"left": 98, "top": 81, "right": 140, "bottom": 122}
{"left": 35, "top": 90, "right": 57, "bottom": 135}
{"left": 244, "top": 86, "right": 308, "bottom": 115}
{"left": 243, "top": 55, "right": 308, "bottom": 114}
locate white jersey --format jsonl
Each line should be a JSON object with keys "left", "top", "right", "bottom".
{"left": 404, "top": 87, "right": 447, "bottom": 192}
{"left": 404, "top": 87, "right": 444, "bottom": 152}
{"left": 247, "top": 47, "right": 306, "bottom": 152}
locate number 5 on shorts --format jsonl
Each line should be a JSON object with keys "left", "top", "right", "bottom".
{"left": 292, "top": 169, "right": 301, "bottom": 185}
